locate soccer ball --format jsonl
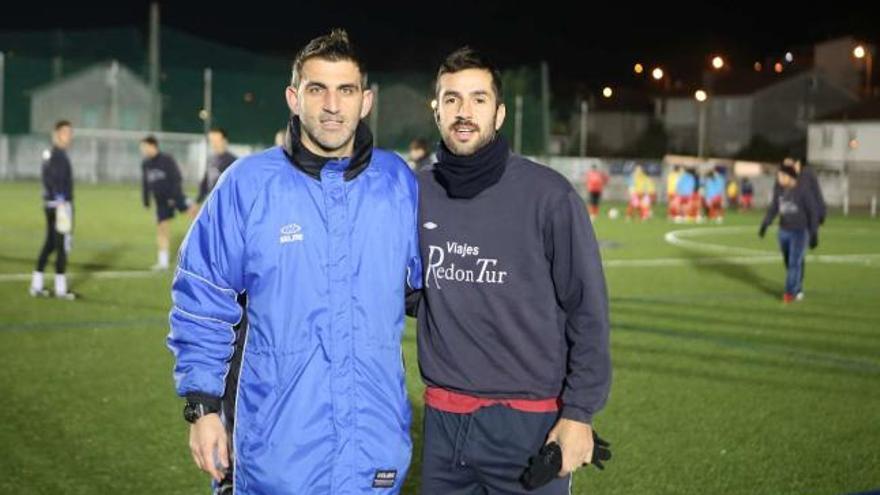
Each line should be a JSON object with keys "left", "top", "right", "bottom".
{"left": 608, "top": 208, "right": 620, "bottom": 220}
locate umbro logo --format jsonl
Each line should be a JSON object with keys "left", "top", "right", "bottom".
{"left": 280, "top": 224, "right": 304, "bottom": 243}
{"left": 423, "top": 222, "right": 438, "bottom": 230}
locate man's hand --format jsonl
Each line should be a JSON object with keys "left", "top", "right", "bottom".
{"left": 189, "top": 413, "right": 229, "bottom": 482}
{"left": 809, "top": 232, "right": 818, "bottom": 250}
{"left": 758, "top": 224, "right": 768, "bottom": 238}
{"left": 545, "top": 418, "right": 593, "bottom": 477}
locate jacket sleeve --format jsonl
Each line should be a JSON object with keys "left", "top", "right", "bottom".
{"left": 404, "top": 173, "right": 423, "bottom": 317}
{"left": 545, "top": 189, "right": 611, "bottom": 424}
{"left": 167, "top": 170, "right": 247, "bottom": 400}
{"left": 60, "top": 154, "right": 73, "bottom": 202}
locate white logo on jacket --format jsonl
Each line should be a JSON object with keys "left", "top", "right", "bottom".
{"left": 279, "top": 224, "right": 304, "bottom": 243}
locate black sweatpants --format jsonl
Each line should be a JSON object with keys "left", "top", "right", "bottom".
{"left": 421, "top": 405, "right": 571, "bottom": 495}
{"left": 36, "top": 207, "right": 67, "bottom": 274}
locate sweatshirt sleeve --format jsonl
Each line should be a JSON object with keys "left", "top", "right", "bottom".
{"left": 545, "top": 189, "right": 611, "bottom": 424}
{"left": 761, "top": 181, "right": 781, "bottom": 228}
{"left": 808, "top": 170, "right": 826, "bottom": 222}
{"left": 141, "top": 161, "right": 150, "bottom": 208}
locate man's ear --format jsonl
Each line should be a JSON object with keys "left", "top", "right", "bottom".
{"left": 360, "top": 88, "right": 374, "bottom": 120}
{"left": 495, "top": 103, "right": 507, "bottom": 131}
{"left": 285, "top": 86, "right": 300, "bottom": 116}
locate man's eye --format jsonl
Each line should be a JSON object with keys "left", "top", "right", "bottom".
{"left": 308, "top": 87, "right": 323, "bottom": 94}
{"left": 444, "top": 97, "right": 457, "bottom": 104}
{"left": 341, "top": 87, "right": 354, "bottom": 95}
{"left": 475, "top": 98, "right": 487, "bottom": 104}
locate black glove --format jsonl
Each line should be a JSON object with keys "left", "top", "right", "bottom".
{"left": 520, "top": 431, "right": 612, "bottom": 490}
{"left": 520, "top": 442, "right": 562, "bottom": 490}
{"left": 589, "top": 431, "right": 612, "bottom": 470}
{"left": 758, "top": 224, "right": 767, "bottom": 238}
{"left": 809, "top": 233, "right": 818, "bottom": 249}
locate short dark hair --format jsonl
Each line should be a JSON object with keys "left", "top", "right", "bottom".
{"left": 209, "top": 127, "right": 228, "bottom": 139}
{"left": 54, "top": 120, "right": 72, "bottom": 131}
{"left": 435, "top": 47, "right": 503, "bottom": 104}
{"left": 291, "top": 29, "right": 365, "bottom": 87}
{"left": 410, "top": 137, "right": 429, "bottom": 151}
{"left": 141, "top": 135, "right": 159, "bottom": 148}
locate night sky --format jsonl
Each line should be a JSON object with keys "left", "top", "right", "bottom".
{"left": 2, "top": 1, "right": 877, "bottom": 94}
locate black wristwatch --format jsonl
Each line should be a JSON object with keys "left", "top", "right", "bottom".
{"left": 183, "top": 399, "right": 221, "bottom": 424}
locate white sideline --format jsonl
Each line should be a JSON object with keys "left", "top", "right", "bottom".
{"left": 1, "top": 226, "right": 876, "bottom": 283}
{"left": 0, "top": 270, "right": 160, "bottom": 283}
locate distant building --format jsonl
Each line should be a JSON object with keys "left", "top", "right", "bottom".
{"left": 808, "top": 98, "right": 880, "bottom": 206}
{"left": 660, "top": 69, "right": 856, "bottom": 158}
{"left": 30, "top": 60, "right": 152, "bottom": 132}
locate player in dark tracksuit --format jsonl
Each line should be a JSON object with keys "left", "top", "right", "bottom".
{"left": 30, "top": 120, "right": 77, "bottom": 300}
{"left": 140, "top": 135, "right": 193, "bottom": 270}
{"left": 760, "top": 164, "right": 819, "bottom": 303}
{"left": 772, "top": 157, "right": 826, "bottom": 292}
{"left": 195, "top": 128, "right": 237, "bottom": 205}
{"left": 409, "top": 48, "right": 611, "bottom": 495}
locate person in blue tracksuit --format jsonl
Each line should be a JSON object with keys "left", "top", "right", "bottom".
{"left": 167, "top": 29, "right": 421, "bottom": 494}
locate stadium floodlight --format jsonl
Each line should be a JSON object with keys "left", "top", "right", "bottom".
{"left": 711, "top": 56, "right": 725, "bottom": 70}
{"left": 652, "top": 67, "right": 664, "bottom": 80}
{"left": 694, "top": 90, "right": 708, "bottom": 102}
{"left": 602, "top": 87, "right": 613, "bottom": 98}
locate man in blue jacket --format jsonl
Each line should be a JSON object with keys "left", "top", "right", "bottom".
{"left": 167, "top": 29, "right": 421, "bottom": 494}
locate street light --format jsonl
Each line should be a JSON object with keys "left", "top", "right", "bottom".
{"left": 711, "top": 56, "right": 724, "bottom": 70}
{"left": 774, "top": 62, "right": 784, "bottom": 74}
{"left": 695, "top": 90, "right": 709, "bottom": 158}
{"left": 652, "top": 67, "right": 664, "bottom": 80}
{"left": 602, "top": 86, "right": 613, "bottom": 98}
{"left": 634, "top": 63, "right": 644, "bottom": 74}
{"left": 854, "top": 44, "right": 874, "bottom": 97}
{"left": 854, "top": 45, "right": 866, "bottom": 59}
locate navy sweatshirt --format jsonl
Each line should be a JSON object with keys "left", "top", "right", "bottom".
{"left": 141, "top": 152, "right": 185, "bottom": 208}
{"left": 196, "top": 151, "right": 237, "bottom": 203}
{"left": 762, "top": 183, "right": 819, "bottom": 236}
{"left": 771, "top": 166, "right": 826, "bottom": 223}
{"left": 414, "top": 154, "right": 611, "bottom": 424}
{"left": 41, "top": 147, "right": 73, "bottom": 205}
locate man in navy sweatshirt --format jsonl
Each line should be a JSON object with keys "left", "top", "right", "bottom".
{"left": 140, "top": 135, "right": 196, "bottom": 270}
{"left": 411, "top": 47, "right": 611, "bottom": 494}
{"left": 760, "top": 164, "right": 819, "bottom": 303}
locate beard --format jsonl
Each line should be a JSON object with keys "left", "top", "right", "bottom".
{"left": 442, "top": 116, "right": 496, "bottom": 156}
{"left": 301, "top": 113, "right": 358, "bottom": 154}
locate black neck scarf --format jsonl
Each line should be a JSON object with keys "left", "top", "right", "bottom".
{"left": 434, "top": 135, "right": 510, "bottom": 199}
{"left": 282, "top": 115, "right": 373, "bottom": 181}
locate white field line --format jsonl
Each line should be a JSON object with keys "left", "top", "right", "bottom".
{"left": 1, "top": 225, "right": 876, "bottom": 282}
{"left": 0, "top": 270, "right": 160, "bottom": 283}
